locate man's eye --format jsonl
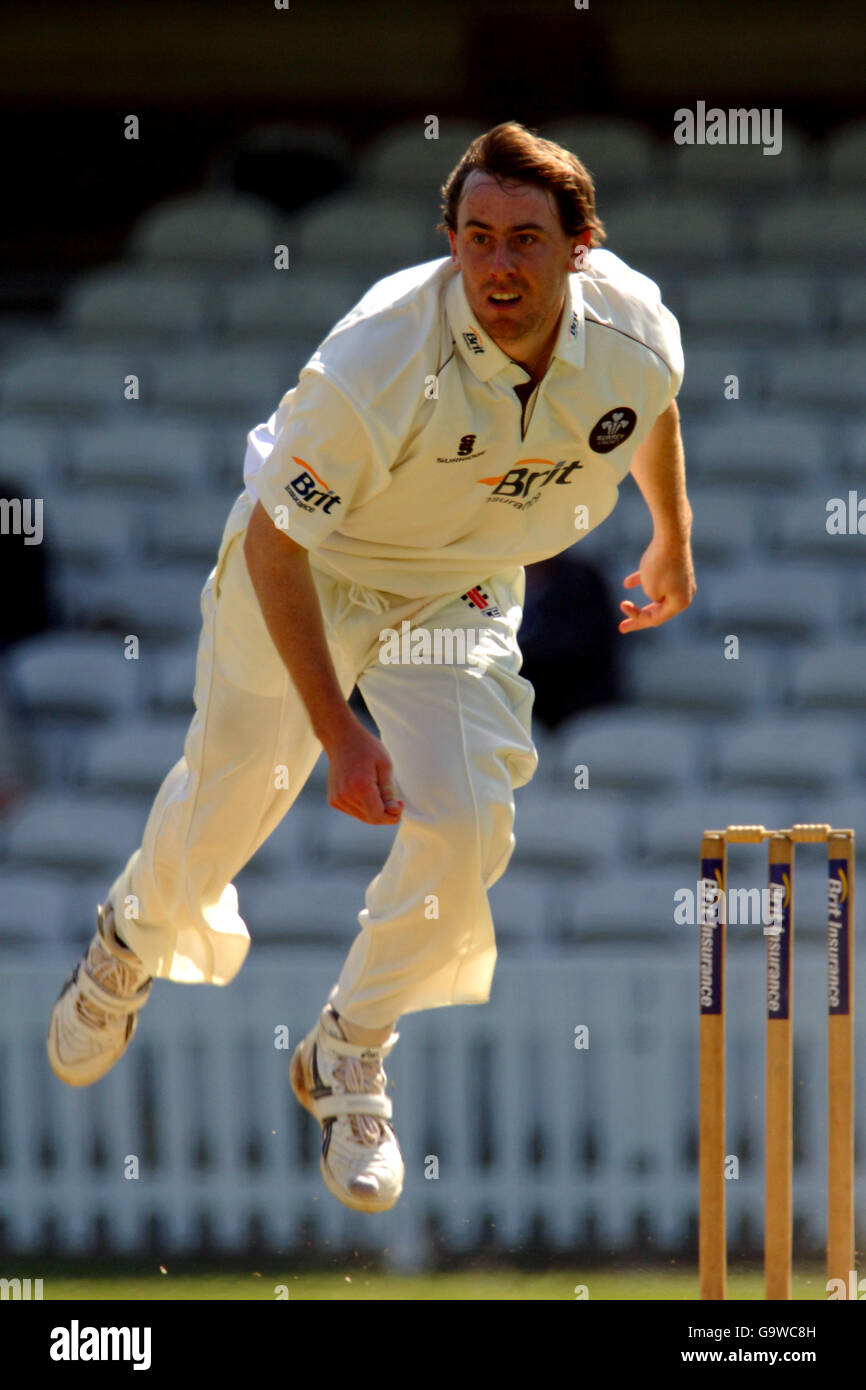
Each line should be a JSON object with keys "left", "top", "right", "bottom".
{"left": 472, "top": 234, "right": 488, "bottom": 244}
{"left": 517, "top": 234, "right": 536, "bottom": 245}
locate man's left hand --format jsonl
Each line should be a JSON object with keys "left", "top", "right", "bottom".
{"left": 618, "top": 536, "right": 696, "bottom": 634}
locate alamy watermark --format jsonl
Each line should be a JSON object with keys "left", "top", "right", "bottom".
{"left": 0, "top": 497, "right": 43, "bottom": 544}
{"left": 674, "top": 102, "right": 782, "bottom": 156}
{"left": 378, "top": 621, "right": 482, "bottom": 666}
{"left": 0, "top": 1276, "right": 43, "bottom": 1299}
{"left": 678, "top": 878, "right": 784, "bottom": 934}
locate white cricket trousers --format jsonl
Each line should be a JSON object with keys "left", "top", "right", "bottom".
{"left": 109, "top": 491, "right": 538, "bottom": 1028}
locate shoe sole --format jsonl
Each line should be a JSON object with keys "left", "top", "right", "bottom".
{"left": 289, "top": 1040, "right": 402, "bottom": 1214}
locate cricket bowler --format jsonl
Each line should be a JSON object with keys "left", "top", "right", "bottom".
{"left": 48, "top": 122, "right": 696, "bottom": 1214}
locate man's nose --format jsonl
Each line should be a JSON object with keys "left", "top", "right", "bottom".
{"left": 489, "top": 240, "right": 516, "bottom": 274}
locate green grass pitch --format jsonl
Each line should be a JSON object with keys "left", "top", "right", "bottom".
{"left": 31, "top": 1267, "right": 830, "bottom": 1300}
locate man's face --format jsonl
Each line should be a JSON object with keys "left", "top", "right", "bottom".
{"left": 448, "top": 171, "right": 587, "bottom": 361}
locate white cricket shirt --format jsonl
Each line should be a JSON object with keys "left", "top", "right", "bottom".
{"left": 244, "top": 250, "right": 684, "bottom": 600}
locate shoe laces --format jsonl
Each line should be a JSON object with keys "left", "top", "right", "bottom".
{"left": 332, "top": 1053, "right": 388, "bottom": 1148}
{"left": 76, "top": 939, "right": 149, "bottom": 1031}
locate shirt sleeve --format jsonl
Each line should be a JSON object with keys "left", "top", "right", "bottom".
{"left": 657, "top": 301, "right": 685, "bottom": 411}
{"left": 250, "top": 366, "right": 392, "bottom": 552}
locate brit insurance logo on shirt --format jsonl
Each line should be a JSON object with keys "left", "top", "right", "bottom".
{"left": 478, "top": 458, "right": 583, "bottom": 510}
{"left": 283, "top": 456, "right": 342, "bottom": 514}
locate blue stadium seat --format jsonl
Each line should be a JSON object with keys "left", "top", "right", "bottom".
{"left": 62, "top": 268, "right": 211, "bottom": 340}
{"left": 771, "top": 493, "right": 864, "bottom": 562}
{"left": 602, "top": 195, "right": 735, "bottom": 261}
{"left": 703, "top": 565, "right": 841, "bottom": 638}
{"left": 59, "top": 563, "right": 208, "bottom": 639}
{"left": 755, "top": 196, "right": 861, "bottom": 260}
{"left": 789, "top": 643, "right": 866, "bottom": 711}
{"left": 627, "top": 640, "right": 771, "bottom": 715}
{"left": 78, "top": 717, "right": 190, "bottom": 795}
{"left": 152, "top": 643, "right": 197, "bottom": 716}
{"left": 767, "top": 347, "right": 865, "bottom": 408}
{"left": 1, "top": 790, "right": 146, "bottom": 874}
{"left": 680, "top": 272, "right": 819, "bottom": 335}
{"left": 671, "top": 123, "right": 808, "bottom": 187}
{"left": 560, "top": 866, "right": 689, "bottom": 939}
{"left": 356, "top": 120, "right": 485, "bottom": 192}
{"left": 675, "top": 345, "right": 768, "bottom": 409}
{"left": 141, "top": 494, "right": 235, "bottom": 565}
{"left": 488, "top": 867, "right": 563, "bottom": 947}
{"left": 151, "top": 348, "right": 302, "bottom": 417}
{"left": 715, "top": 716, "right": 852, "bottom": 792}
{"left": 42, "top": 493, "right": 135, "bottom": 565}
{"left": 685, "top": 413, "right": 826, "bottom": 485}
{"left": 0, "top": 348, "right": 141, "bottom": 413}
{"left": 219, "top": 271, "right": 368, "bottom": 343}
{"left": 826, "top": 120, "right": 866, "bottom": 184}
{"left": 0, "top": 420, "right": 61, "bottom": 496}
{"left": 688, "top": 487, "right": 759, "bottom": 562}
{"left": 5, "top": 633, "right": 142, "bottom": 719}
{"left": 70, "top": 419, "right": 209, "bottom": 492}
{"left": 237, "top": 866, "right": 375, "bottom": 943}
{"left": 538, "top": 117, "right": 660, "bottom": 188}
{"left": 511, "top": 787, "right": 624, "bottom": 870}
{"left": 0, "top": 871, "right": 72, "bottom": 950}
{"left": 555, "top": 709, "right": 701, "bottom": 792}
{"left": 129, "top": 193, "right": 279, "bottom": 269}
{"left": 294, "top": 195, "right": 439, "bottom": 272}
{"left": 834, "top": 277, "right": 866, "bottom": 333}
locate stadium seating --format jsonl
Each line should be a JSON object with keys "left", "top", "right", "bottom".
{"left": 715, "top": 716, "right": 853, "bottom": 792}
{"left": 626, "top": 641, "right": 772, "bottom": 715}
{"left": 129, "top": 193, "right": 280, "bottom": 268}
{"left": 0, "top": 116, "right": 861, "bottom": 963}
{"left": 5, "top": 633, "right": 142, "bottom": 719}
{"left": 356, "top": 120, "right": 486, "bottom": 192}
{"left": 670, "top": 123, "right": 809, "bottom": 188}
{"left": 684, "top": 412, "right": 827, "bottom": 485}
{"left": 0, "top": 420, "right": 60, "bottom": 496}
{"left": 556, "top": 709, "right": 702, "bottom": 792}
{"left": 755, "top": 195, "right": 862, "bottom": 261}
{"left": 77, "top": 717, "right": 190, "bottom": 796}
{"left": 2, "top": 790, "right": 146, "bottom": 874}
{"left": 789, "top": 643, "right": 866, "bottom": 711}
{"left": 69, "top": 419, "right": 210, "bottom": 492}
{"left": 62, "top": 269, "right": 212, "bottom": 341}
{"left": 538, "top": 117, "right": 660, "bottom": 190}
{"left": 218, "top": 271, "right": 368, "bottom": 343}
{"left": 679, "top": 272, "right": 819, "bottom": 335}
{"left": 826, "top": 120, "right": 866, "bottom": 182}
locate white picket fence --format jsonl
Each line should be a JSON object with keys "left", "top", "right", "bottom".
{"left": 1, "top": 949, "right": 864, "bottom": 1268}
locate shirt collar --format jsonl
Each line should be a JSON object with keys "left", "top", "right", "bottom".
{"left": 445, "top": 267, "right": 586, "bottom": 382}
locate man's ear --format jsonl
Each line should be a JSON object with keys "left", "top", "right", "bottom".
{"left": 448, "top": 228, "right": 459, "bottom": 264}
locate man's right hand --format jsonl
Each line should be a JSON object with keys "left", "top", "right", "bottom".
{"left": 325, "top": 719, "right": 404, "bottom": 826}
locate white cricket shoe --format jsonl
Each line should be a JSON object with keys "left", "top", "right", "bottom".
{"left": 47, "top": 902, "right": 153, "bottom": 1087}
{"left": 290, "top": 1004, "right": 404, "bottom": 1213}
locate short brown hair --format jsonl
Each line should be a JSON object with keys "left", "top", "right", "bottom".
{"left": 439, "top": 121, "right": 606, "bottom": 246}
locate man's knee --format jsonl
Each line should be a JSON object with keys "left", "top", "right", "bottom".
{"left": 429, "top": 786, "right": 516, "bottom": 887}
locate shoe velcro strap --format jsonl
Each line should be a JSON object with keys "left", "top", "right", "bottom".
{"left": 317, "top": 1029, "right": 399, "bottom": 1061}
{"left": 311, "top": 1092, "right": 393, "bottom": 1123}
{"left": 79, "top": 967, "right": 153, "bottom": 1016}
